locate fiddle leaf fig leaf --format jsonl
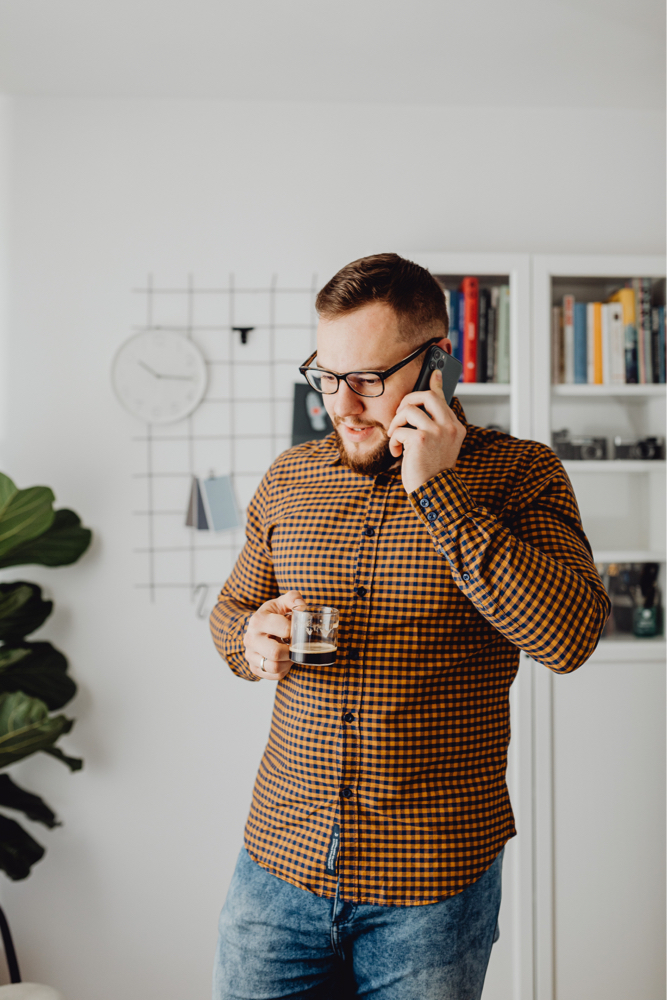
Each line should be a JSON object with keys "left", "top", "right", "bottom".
{"left": 0, "top": 813, "right": 45, "bottom": 880}
{"left": 0, "top": 582, "right": 53, "bottom": 640}
{"left": 0, "top": 648, "right": 31, "bottom": 670}
{"left": 0, "top": 475, "right": 17, "bottom": 511}
{"left": 0, "top": 642, "right": 75, "bottom": 710}
{"left": 0, "top": 509, "right": 92, "bottom": 569}
{"left": 43, "top": 746, "right": 83, "bottom": 772}
{"left": 0, "top": 486, "right": 55, "bottom": 561}
{"left": 0, "top": 691, "right": 72, "bottom": 769}
{"left": 0, "top": 774, "right": 60, "bottom": 828}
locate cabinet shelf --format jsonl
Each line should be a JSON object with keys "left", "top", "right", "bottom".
{"left": 456, "top": 383, "right": 511, "bottom": 398}
{"left": 563, "top": 460, "right": 666, "bottom": 474}
{"left": 552, "top": 384, "right": 665, "bottom": 398}
{"left": 589, "top": 634, "right": 666, "bottom": 663}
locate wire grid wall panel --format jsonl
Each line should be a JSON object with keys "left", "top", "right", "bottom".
{"left": 130, "top": 274, "right": 318, "bottom": 612}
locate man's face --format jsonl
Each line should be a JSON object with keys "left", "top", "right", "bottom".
{"left": 315, "top": 302, "right": 450, "bottom": 475}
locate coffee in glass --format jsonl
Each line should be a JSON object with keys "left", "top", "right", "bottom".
{"left": 290, "top": 607, "right": 339, "bottom": 666}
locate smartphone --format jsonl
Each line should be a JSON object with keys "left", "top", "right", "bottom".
{"left": 412, "top": 345, "right": 462, "bottom": 406}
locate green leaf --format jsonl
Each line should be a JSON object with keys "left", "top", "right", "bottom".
{"left": 0, "top": 812, "right": 45, "bottom": 880}
{"left": 0, "top": 691, "right": 73, "bottom": 769}
{"left": 0, "top": 486, "right": 55, "bottom": 561}
{"left": 0, "top": 648, "right": 31, "bottom": 670}
{"left": 0, "top": 774, "right": 60, "bottom": 828}
{"left": 43, "top": 746, "right": 83, "bottom": 772}
{"left": 0, "top": 582, "right": 53, "bottom": 640}
{"left": 0, "top": 475, "right": 17, "bottom": 511}
{"left": 0, "top": 509, "right": 92, "bottom": 569}
{"left": 0, "top": 642, "right": 76, "bottom": 710}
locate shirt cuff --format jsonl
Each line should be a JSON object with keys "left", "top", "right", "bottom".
{"left": 409, "top": 470, "right": 476, "bottom": 526}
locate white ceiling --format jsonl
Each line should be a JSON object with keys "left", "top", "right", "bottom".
{"left": 0, "top": 0, "right": 664, "bottom": 108}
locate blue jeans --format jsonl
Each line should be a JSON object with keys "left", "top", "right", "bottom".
{"left": 213, "top": 847, "right": 503, "bottom": 1000}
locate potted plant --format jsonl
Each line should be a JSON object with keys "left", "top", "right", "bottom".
{"left": 0, "top": 472, "right": 91, "bottom": 989}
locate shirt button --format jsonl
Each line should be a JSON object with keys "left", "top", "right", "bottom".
{"left": 349, "top": 649, "right": 360, "bottom": 660}
{"left": 419, "top": 498, "right": 430, "bottom": 508}
{"left": 462, "top": 573, "right": 470, "bottom": 581}
{"left": 343, "top": 712, "right": 354, "bottom": 723}
{"left": 342, "top": 787, "right": 354, "bottom": 799}
{"left": 363, "top": 526, "right": 375, "bottom": 537}
{"left": 355, "top": 586, "right": 367, "bottom": 597}
{"left": 426, "top": 511, "right": 438, "bottom": 522}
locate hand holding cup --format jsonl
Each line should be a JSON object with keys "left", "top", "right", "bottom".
{"left": 244, "top": 591, "right": 307, "bottom": 681}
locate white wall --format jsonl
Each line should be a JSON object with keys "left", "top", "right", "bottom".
{"left": 0, "top": 97, "right": 663, "bottom": 1000}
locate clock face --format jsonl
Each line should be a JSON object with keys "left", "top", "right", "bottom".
{"left": 112, "top": 330, "right": 208, "bottom": 424}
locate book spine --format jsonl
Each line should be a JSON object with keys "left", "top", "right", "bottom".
{"left": 608, "top": 302, "right": 626, "bottom": 384}
{"left": 610, "top": 288, "right": 638, "bottom": 383}
{"left": 632, "top": 279, "right": 646, "bottom": 383}
{"left": 586, "top": 303, "right": 595, "bottom": 383}
{"left": 461, "top": 277, "right": 479, "bottom": 383}
{"left": 651, "top": 307, "right": 660, "bottom": 383}
{"left": 563, "top": 294, "right": 575, "bottom": 383}
{"left": 601, "top": 304, "right": 611, "bottom": 384}
{"left": 592, "top": 302, "right": 603, "bottom": 384}
{"left": 574, "top": 302, "right": 587, "bottom": 384}
{"left": 478, "top": 288, "right": 490, "bottom": 382}
{"left": 659, "top": 306, "right": 666, "bottom": 384}
{"left": 458, "top": 290, "right": 466, "bottom": 379}
{"left": 551, "top": 305, "right": 562, "bottom": 383}
{"left": 448, "top": 290, "right": 460, "bottom": 366}
{"left": 496, "top": 286, "right": 510, "bottom": 383}
{"left": 640, "top": 278, "right": 653, "bottom": 383}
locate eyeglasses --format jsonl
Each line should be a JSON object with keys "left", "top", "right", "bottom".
{"left": 299, "top": 338, "right": 439, "bottom": 398}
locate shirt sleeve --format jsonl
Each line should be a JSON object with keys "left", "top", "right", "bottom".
{"left": 409, "top": 447, "right": 611, "bottom": 673}
{"left": 209, "top": 470, "right": 280, "bottom": 682}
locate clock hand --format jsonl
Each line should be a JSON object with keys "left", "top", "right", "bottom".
{"left": 138, "top": 360, "right": 160, "bottom": 377}
{"left": 138, "top": 360, "right": 194, "bottom": 381}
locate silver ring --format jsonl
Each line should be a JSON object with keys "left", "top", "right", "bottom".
{"left": 259, "top": 655, "right": 266, "bottom": 673}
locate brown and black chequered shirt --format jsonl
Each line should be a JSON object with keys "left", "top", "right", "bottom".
{"left": 210, "top": 399, "right": 610, "bottom": 906}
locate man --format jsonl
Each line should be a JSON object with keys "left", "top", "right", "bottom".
{"left": 210, "top": 253, "right": 610, "bottom": 999}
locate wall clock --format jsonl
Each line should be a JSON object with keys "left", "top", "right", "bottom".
{"left": 112, "top": 330, "right": 208, "bottom": 423}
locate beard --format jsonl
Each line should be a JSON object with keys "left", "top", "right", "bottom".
{"left": 332, "top": 417, "right": 395, "bottom": 477}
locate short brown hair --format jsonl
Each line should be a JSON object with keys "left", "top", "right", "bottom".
{"left": 315, "top": 253, "right": 448, "bottom": 342}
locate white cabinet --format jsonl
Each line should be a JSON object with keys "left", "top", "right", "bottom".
{"left": 408, "top": 252, "right": 665, "bottom": 1000}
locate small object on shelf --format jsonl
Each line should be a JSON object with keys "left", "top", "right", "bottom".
{"left": 633, "top": 563, "right": 662, "bottom": 638}
{"left": 552, "top": 429, "right": 607, "bottom": 461}
{"left": 613, "top": 436, "right": 664, "bottom": 460}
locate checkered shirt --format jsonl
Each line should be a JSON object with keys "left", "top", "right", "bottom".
{"left": 210, "top": 398, "right": 610, "bottom": 905}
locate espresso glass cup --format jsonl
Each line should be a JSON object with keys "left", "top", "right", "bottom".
{"left": 289, "top": 607, "right": 339, "bottom": 666}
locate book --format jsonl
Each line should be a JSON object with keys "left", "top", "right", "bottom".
{"left": 608, "top": 302, "right": 626, "bottom": 385}
{"left": 574, "top": 302, "right": 587, "bottom": 384}
{"left": 551, "top": 306, "right": 562, "bottom": 383}
{"left": 609, "top": 288, "right": 638, "bottom": 383}
{"left": 563, "top": 294, "right": 575, "bottom": 383}
{"left": 586, "top": 303, "right": 595, "bottom": 384}
{"left": 634, "top": 278, "right": 653, "bottom": 384}
{"left": 653, "top": 306, "right": 666, "bottom": 383}
{"left": 460, "top": 277, "right": 479, "bottom": 382}
{"left": 185, "top": 475, "right": 240, "bottom": 532}
{"left": 478, "top": 288, "right": 490, "bottom": 383}
{"left": 601, "top": 304, "right": 611, "bottom": 384}
{"left": 487, "top": 297, "right": 497, "bottom": 382}
{"left": 591, "top": 301, "right": 603, "bottom": 384}
{"left": 496, "top": 286, "right": 510, "bottom": 383}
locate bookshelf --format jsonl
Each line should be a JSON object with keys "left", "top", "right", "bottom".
{"left": 532, "top": 254, "right": 666, "bottom": 661}
{"left": 407, "top": 253, "right": 531, "bottom": 438}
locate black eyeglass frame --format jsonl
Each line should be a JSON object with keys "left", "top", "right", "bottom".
{"left": 298, "top": 338, "right": 440, "bottom": 398}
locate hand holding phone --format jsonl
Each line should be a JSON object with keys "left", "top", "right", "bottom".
{"left": 387, "top": 344, "right": 466, "bottom": 494}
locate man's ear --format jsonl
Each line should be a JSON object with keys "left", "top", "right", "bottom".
{"left": 439, "top": 337, "right": 453, "bottom": 355}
